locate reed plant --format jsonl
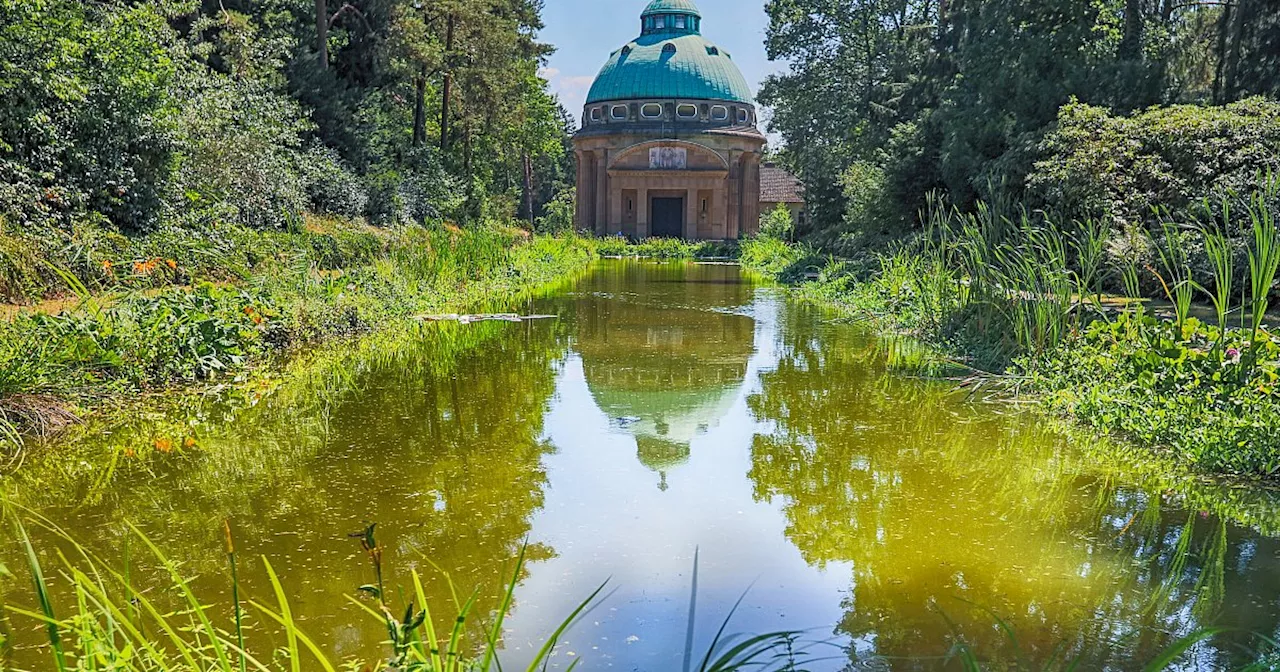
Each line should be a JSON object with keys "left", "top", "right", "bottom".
{"left": 1152, "top": 218, "right": 1194, "bottom": 335}
{"left": 1245, "top": 182, "right": 1280, "bottom": 365}
{"left": 1199, "top": 201, "right": 1236, "bottom": 349}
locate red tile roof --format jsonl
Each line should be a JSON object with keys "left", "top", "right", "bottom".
{"left": 760, "top": 165, "right": 805, "bottom": 204}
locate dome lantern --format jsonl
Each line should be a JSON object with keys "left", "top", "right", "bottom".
{"left": 640, "top": 0, "right": 702, "bottom": 35}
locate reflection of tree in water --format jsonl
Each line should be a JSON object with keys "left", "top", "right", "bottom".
{"left": 746, "top": 302, "right": 1280, "bottom": 669}
{"left": 574, "top": 261, "right": 755, "bottom": 489}
{"left": 2, "top": 319, "right": 571, "bottom": 665}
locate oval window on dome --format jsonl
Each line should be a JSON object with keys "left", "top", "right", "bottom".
{"left": 737, "top": 108, "right": 749, "bottom": 124}
{"left": 677, "top": 104, "right": 698, "bottom": 119}
{"left": 611, "top": 105, "right": 629, "bottom": 120}
{"left": 590, "top": 107, "right": 602, "bottom": 122}
{"left": 641, "top": 103, "right": 663, "bottom": 119}
{"left": 710, "top": 105, "right": 729, "bottom": 121}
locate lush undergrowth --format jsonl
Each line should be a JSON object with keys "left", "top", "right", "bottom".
{"left": 593, "top": 235, "right": 740, "bottom": 260}
{"left": 0, "top": 220, "right": 595, "bottom": 449}
{"left": 742, "top": 185, "right": 1280, "bottom": 479}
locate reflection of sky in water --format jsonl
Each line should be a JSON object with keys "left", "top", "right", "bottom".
{"left": 507, "top": 290, "right": 853, "bottom": 670}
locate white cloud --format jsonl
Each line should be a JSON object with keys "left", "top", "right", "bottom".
{"left": 548, "top": 74, "right": 597, "bottom": 124}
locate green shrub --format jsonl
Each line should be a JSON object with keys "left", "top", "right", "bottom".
{"left": 1024, "top": 314, "right": 1280, "bottom": 476}
{"left": 759, "top": 203, "right": 795, "bottom": 241}
{"left": 535, "top": 188, "right": 576, "bottom": 234}
{"left": 300, "top": 144, "right": 369, "bottom": 220}
{"left": 1029, "top": 98, "right": 1280, "bottom": 228}
{"left": 169, "top": 70, "right": 310, "bottom": 230}
{"left": 0, "top": 0, "right": 178, "bottom": 229}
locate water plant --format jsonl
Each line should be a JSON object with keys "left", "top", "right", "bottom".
{"left": 1152, "top": 217, "right": 1194, "bottom": 335}
{"left": 1245, "top": 179, "right": 1280, "bottom": 367}
{"left": 1199, "top": 201, "right": 1236, "bottom": 349}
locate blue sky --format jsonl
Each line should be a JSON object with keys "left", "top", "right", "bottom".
{"left": 539, "top": 0, "right": 780, "bottom": 126}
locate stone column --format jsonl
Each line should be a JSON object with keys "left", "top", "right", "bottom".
{"left": 684, "top": 188, "right": 699, "bottom": 240}
{"left": 637, "top": 187, "right": 649, "bottom": 238}
{"left": 711, "top": 187, "right": 726, "bottom": 239}
{"left": 726, "top": 151, "right": 741, "bottom": 240}
{"left": 742, "top": 154, "right": 761, "bottom": 237}
{"left": 574, "top": 150, "right": 591, "bottom": 232}
{"left": 609, "top": 183, "right": 624, "bottom": 235}
{"left": 594, "top": 149, "right": 608, "bottom": 235}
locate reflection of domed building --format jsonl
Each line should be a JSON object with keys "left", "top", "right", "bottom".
{"left": 576, "top": 263, "right": 755, "bottom": 489}
{"left": 574, "top": 0, "right": 766, "bottom": 240}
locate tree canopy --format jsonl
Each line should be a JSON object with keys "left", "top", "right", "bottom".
{"left": 0, "top": 0, "right": 572, "bottom": 232}
{"left": 760, "top": 0, "right": 1280, "bottom": 246}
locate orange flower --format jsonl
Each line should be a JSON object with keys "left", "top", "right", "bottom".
{"left": 133, "top": 261, "right": 146, "bottom": 274}
{"left": 123, "top": 447, "right": 137, "bottom": 459}
{"left": 243, "top": 306, "right": 256, "bottom": 316}
{"left": 252, "top": 315, "right": 263, "bottom": 325}
{"left": 166, "top": 259, "right": 177, "bottom": 270}
{"left": 101, "top": 260, "right": 113, "bottom": 271}
{"left": 154, "top": 438, "right": 173, "bottom": 454}
{"left": 183, "top": 436, "right": 197, "bottom": 449}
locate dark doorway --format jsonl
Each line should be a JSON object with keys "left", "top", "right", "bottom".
{"left": 650, "top": 197, "right": 684, "bottom": 238}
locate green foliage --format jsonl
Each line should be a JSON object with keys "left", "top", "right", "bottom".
{"left": 1029, "top": 98, "right": 1280, "bottom": 227}
{"left": 535, "top": 187, "right": 576, "bottom": 234}
{"left": 758, "top": 203, "right": 795, "bottom": 241}
{"left": 739, "top": 237, "right": 807, "bottom": 278}
{"left": 0, "top": 0, "right": 177, "bottom": 229}
{"left": 0, "top": 223, "right": 595, "bottom": 435}
{"left": 1026, "top": 314, "right": 1280, "bottom": 475}
{"left": 744, "top": 182, "right": 1280, "bottom": 478}
{"left": 760, "top": 0, "right": 1279, "bottom": 248}
{"left": 0, "top": 0, "right": 570, "bottom": 238}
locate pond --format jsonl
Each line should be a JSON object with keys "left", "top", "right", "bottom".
{"left": 4, "top": 260, "right": 1280, "bottom": 670}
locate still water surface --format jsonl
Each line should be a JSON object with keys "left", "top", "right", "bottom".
{"left": 5, "top": 260, "right": 1280, "bottom": 670}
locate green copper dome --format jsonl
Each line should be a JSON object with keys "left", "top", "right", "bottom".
{"left": 585, "top": 1, "right": 753, "bottom": 105}
{"left": 641, "top": 0, "right": 701, "bottom": 16}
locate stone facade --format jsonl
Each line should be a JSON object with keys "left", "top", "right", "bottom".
{"left": 574, "top": 125, "right": 765, "bottom": 240}
{"left": 574, "top": 1, "right": 766, "bottom": 241}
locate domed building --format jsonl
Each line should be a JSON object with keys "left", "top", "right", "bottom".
{"left": 574, "top": 0, "right": 766, "bottom": 240}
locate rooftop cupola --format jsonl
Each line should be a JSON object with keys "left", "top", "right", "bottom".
{"left": 640, "top": 0, "right": 702, "bottom": 35}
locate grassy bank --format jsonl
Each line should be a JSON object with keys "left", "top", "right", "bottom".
{"left": 592, "top": 235, "right": 740, "bottom": 260}
{"left": 739, "top": 192, "right": 1280, "bottom": 479}
{"left": 0, "top": 219, "right": 595, "bottom": 452}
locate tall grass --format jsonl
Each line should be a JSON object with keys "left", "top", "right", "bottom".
{"left": 3, "top": 511, "right": 837, "bottom": 672}
{"left": 1200, "top": 202, "right": 1236, "bottom": 350}
{"left": 1245, "top": 181, "right": 1280, "bottom": 365}
{"left": 0, "top": 225, "right": 596, "bottom": 452}
{"left": 860, "top": 174, "right": 1280, "bottom": 367}
{"left": 1152, "top": 218, "right": 1194, "bottom": 334}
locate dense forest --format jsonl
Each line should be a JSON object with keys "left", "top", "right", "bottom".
{"left": 760, "top": 0, "right": 1280, "bottom": 249}
{"left": 0, "top": 0, "right": 572, "bottom": 290}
